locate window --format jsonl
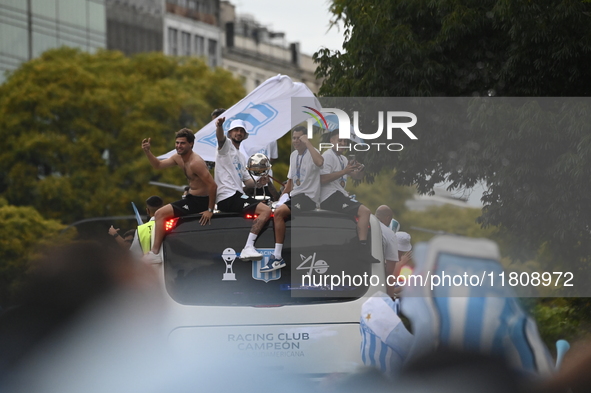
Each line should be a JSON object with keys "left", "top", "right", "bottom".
{"left": 194, "top": 35, "right": 204, "bottom": 56}
{"left": 33, "top": 32, "right": 58, "bottom": 58}
{"left": 207, "top": 38, "right": 217, "bottom": 67}
{"left": 31, "top": 0, "right": 57, "bottom": 18}
{"left": 0, "top": 23, "right": 28, "bottom": 60}
{"left": 163, "top": 212, "right": 371, "bottom": 306}
{"left": 88, "top": 1, "right": 106, "bottom": 33}
{"left": 168, "top": 27, "right": 178, "bottom": 55}
{"left": 181, "top": 31, "right": 190, "bottom": 56}
{"left": 58, "top": 0, "right": 87, "bottom": 29}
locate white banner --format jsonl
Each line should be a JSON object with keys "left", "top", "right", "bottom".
{"left": 158, "top": 75, "right": 320, "bottom": 162}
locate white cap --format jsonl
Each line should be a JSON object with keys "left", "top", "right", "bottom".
{"left": 228, "top": 119, "right": 249, "bottom": 137}
{"left": 395, "top": 231, "right": 412, "bottom": 252}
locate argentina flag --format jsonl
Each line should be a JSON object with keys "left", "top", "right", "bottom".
{"left": 360, "top": 292, "right": 413, "bottom": 378}
{"left": 402, "top": 237, "right": 555, "bottom": 377}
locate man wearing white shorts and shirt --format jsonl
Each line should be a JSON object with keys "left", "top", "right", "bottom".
{"left": 319, "top": 130, "right": 372, "bottom": 249}
{"left": 268, "top": 126, "right": 324, "bottom": 272}
{"left": 214, "top": 117, "right": 272, "bottom": 261}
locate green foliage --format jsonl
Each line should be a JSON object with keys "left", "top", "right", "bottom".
{"left": 400, "top": 204, "right": 500, "bottom": 244}
{"left": 317, "top": 0, "right": 591, "bottom": 97}
{"left": 0, "top": 48, "right": 245, "bottom": 223}
{"left": 348, "top": 169, "right": 415, "bottom": 216}
{"left": 273, "top": 131, "right": 292, "bottom": 187}
{"left": 0, "top": 200, "right": 71, "bottom": 307}
{"left": 316, "top": 0, "right": 591, "bottom": 280}
{"left": 527, "top": 298, "right": 591, "bottom": 349}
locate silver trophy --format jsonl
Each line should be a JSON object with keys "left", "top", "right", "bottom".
{"left": 246, "top": 153, "right": 271, "bottom": 199}
{"left": 221, "top": 248, "right": 237, "bottom": 281}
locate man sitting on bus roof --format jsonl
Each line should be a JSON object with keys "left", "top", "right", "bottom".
{"left": 214, "top": 117, "right": 272, "bottom": 261}
{"left": 267, "top": 126, "right": 324, "bottom": 272}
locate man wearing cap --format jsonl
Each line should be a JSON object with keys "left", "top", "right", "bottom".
{"left": 320, "top": 130, "right": 372, "bottom": 248}
{"left": 141, "top": 129, "right": 217, "bottom": 264}
{"left": 214, "top": 117, "right": 272, "bottom": 260}
{"left": 375, "top": 205, "right": 401, "bottom": 296}
{"left": 267, "top": 126, "right": 324, "bottom": 272}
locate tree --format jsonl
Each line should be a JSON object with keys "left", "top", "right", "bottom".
{"left": 348, "top": 169, "right": 415, "bottom": 216}
{"left": 316, "top": 0, "right": 591, "bottom": 97}
{"left": 315, "top": 1, "right": 591, "bottom": 275}
{"left": 0, "top": 48, "right": 245, "bottom": 223}
{"left": 0, "top": 198, "right": 70, "bottom": 308}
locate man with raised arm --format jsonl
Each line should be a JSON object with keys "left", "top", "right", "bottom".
{"left": 267, "top": 126, "right": 324, "bottom": 272}
{"left": 214, "top": 117, "right": 272, "bottom": 261}
{"left": 141, "top": 128, "right": 217, "bottom": 264}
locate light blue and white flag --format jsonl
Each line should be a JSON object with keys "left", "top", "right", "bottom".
{"left": 360, "top": 292, "right": 413, "bottom": 378}
{"left": 159, "top": 75, "right": 319, "bottom": 162}
{"left": 401, "top": 238, "right": 555, "bottom": 377}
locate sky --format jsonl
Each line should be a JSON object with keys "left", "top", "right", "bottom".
{"left": 231, "top": 0, "right": 345, "bottom": 56}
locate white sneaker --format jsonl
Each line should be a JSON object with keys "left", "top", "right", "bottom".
{"left": 239, "top": 245, "right": 263, "bottom": 261}
{"left": 143, "top": 251, "right": 162, "bottom": 264}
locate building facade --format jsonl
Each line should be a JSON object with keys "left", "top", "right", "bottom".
{"left": 220, "top": 1, "right": 320, "bottom": 93}
{"left": 1, "top": 0, "right": 320, "bottom": 93}
{"left": 106, "top": 0, "right": 221, "bottom": 68}
{"left": 163, "top": 0, "right": 221, "bottom": 67}
{"left": 105, "top": 0, "right": 163, "bottom": 55}
{"left": 0, "top": 0, "right": 106, "bottom": 83}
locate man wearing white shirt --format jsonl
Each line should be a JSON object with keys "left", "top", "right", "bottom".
{"left": 214, "top": 117, "right": 272, "bottom": 261}
{"left": 319, "top": 130, "right": 372, "bottom": 249}
{"left": 266, "top": 126, "right": 324, "bottom": 272}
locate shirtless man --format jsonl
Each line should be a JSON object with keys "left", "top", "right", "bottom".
{"left": 141, "top": 128, "right": 217, "bottom": 263}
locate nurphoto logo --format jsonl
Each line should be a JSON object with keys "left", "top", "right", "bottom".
{"left": 302, "top": 106, "right": 418, "bottom": 152}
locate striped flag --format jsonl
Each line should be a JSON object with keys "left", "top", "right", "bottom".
{"left": 360, "top": 293, "right": 413, "bottom": 377}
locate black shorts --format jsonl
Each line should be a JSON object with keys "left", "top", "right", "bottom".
{"left": 171, "top": 194, "right": 209, "bottom": 217}
{"left": 285, "top": 194, "right": 316, "bottom": 212}
{"left": 320, "top": 191, "right": 362, "bottom": 216}
{"left": 217, "top": 191, "right": 260, "bottom": 215}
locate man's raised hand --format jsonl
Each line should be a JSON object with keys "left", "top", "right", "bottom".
{"left": 142, "top": 138, "right": 151, "bottom": 152}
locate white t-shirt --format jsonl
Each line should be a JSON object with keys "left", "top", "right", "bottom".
{"left": 380, "top": 222, "right": 399, "bottom": 262}
{"left": 287, "top": 148, "right": 323, "bottom": 204}
{"left": 319, "top": 149, "right": 349, "bottom": 202}
{"left": 244, "top": 140, "right": 278, "bottom": 160}
{"left": 215, "top": 139, "right": 251, "bottom": 202}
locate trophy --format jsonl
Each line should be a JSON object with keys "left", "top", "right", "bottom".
{"left": 246, "top": 153, "right": 272, "bottom": 199}
{"left": 221, "top": 248, "right": 237, "bottom": 281}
